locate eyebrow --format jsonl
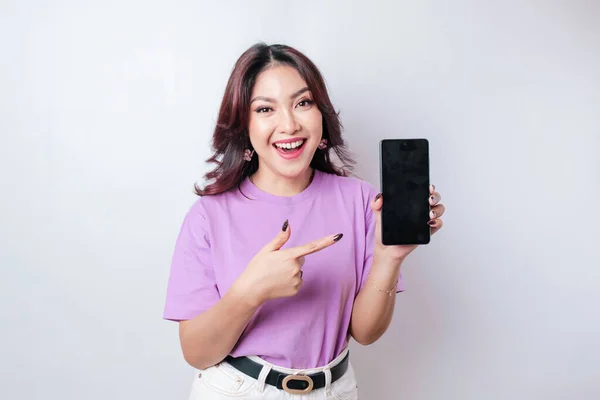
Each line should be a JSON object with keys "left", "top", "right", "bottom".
{"left": 250, "top": 87, "right": 310, "bottom": 104}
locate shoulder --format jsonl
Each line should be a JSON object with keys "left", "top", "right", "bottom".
{"left": 319, "top": 171, "right": 379, "bottom": 206}
{"left": 320, "top": 171, "right": 379, "bottom": 195}
{"left": 183, "top": 189, "right": 235, "bottom": 227}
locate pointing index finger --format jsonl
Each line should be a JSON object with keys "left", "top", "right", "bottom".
{"left": 285, "top": 233, "right": 343, "bottom": 258}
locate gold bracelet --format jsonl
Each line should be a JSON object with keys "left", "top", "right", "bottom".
{"left": 373, "top": 282, "right": 397, "bottom": 296}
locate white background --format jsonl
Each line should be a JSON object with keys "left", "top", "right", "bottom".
{"left": 1, "top": 1, "right": 599, "bottom": 399}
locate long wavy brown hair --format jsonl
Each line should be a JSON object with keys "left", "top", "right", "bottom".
{"left": 195, "top": 43, "right": 355, "bottom": 196}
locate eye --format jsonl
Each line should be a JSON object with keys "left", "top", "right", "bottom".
{"left": 297, "top": 99, "right": 314, "bottom": 108}
{"left": 255, "top": 106, "right": 273, "bottom": 113}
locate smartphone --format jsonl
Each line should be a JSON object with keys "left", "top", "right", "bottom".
{"left": 379, "top": 138, "right": 431, "bottom": 245}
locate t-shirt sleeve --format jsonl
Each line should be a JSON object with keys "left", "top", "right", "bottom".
{"left": 359, "top": 183, "right": 405, "bottom": 294}
{"left": 162, "top": 202, "right": 221, "bottom": 321}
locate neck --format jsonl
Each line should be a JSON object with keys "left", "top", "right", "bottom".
{"left": 250, "top": 167, "right": 314, "bottom": 197}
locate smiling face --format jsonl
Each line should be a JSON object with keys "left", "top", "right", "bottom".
{"left": 248, "top": 64, "right": 323, "bottom": 181}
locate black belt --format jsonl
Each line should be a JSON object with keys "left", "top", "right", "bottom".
{"left": 224, "top": 352, "right": 350, "bottom": 395}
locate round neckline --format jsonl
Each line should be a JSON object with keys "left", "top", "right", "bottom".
{"left": 239, "top": 169, "right": 324, "bottom": 205}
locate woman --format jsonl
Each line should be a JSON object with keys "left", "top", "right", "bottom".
{"left": 163, "top": 43, "right": 445, "bottom": 399}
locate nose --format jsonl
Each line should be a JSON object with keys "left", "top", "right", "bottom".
{"left": 278, "top": 109, "right": 300, "bottom": 135}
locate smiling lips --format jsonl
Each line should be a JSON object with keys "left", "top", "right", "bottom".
{"left": 273, "top": 138, "right": 307, "bottom": 160}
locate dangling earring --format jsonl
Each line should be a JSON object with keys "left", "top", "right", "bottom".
{"left": 318, "top": 139, "right": 328, "bottom": 150}
{"left": 243, "top": 149, "right": 254, "bottom": 161}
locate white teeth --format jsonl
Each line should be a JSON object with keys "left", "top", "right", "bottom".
{"left": 275, "top": 140, "right": 304, "bottom": 149}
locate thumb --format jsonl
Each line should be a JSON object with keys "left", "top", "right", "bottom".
{"left": 371, "top": 193, "right": 382, "bottom": 227}
{"left": 262, "top": 219, "right": 292, "bottom": 252}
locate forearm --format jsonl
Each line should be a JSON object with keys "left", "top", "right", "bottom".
{"left": 179, "top": 288, "right": 260, "bottom": 370}
{"left": 350, "top": 253, "right": 403, "bottom": 345}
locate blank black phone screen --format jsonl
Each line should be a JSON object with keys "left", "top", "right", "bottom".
{"left": 379, "top": 138, "right": 430, "bottom": 245}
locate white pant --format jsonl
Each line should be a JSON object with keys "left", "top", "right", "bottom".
{"left": 188, "top": 348, "right": 358, "bottom": 399}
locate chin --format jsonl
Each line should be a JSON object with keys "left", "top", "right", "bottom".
{"left": 267, "top": 144, "right": 317, "bottom": 179}
{"left": 274, "top": 163, "right": 313, "bottom": 180}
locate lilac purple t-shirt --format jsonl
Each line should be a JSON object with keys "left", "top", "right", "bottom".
{"left": 163, "top": 169, "right": 404, "bottom": 369}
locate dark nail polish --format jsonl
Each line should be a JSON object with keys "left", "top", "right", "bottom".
{"left": 374, "top": 193, "right": 382, "bottom": 201}
{"left": 428, "top": 220, "right": 436, "bottom": 226}
{"left": 430, "top": 195, "right": 436, "bottom": 203}
{"left": 333, "top": 233, "right": 343, "bottom": 242}
{"left": 431, "top": 184, "right": 435, "bottom": 191}
{"left": 282, "top": 219, "right": 289, "bottom": 232}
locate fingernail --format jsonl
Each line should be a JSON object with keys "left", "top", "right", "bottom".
{"left": 430, "top": 195, "right": 436, "bottom": 203}
{"left": 431, "top": 184, "right": 435, "bottom": 191}
{"left": 430, "top": 210, "right": 436, "bottom": 218}
{"left": 333, "top": 233, "right": 343, "bottom": 242}
{"left": 282, "top": 219, "right": 289, "bottom": 232}
{"left": 428, "top": 220, "right": 436, "bottom": 226}
{"left": 374, "top": 193, "right": 382, "bottom": 201}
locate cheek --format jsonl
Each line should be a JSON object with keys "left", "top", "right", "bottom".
{"left": 248, "top": 118, "right": 273, "bottom": 147}
{"left": 300, "top": 110, "right": 323, "bottom": 137}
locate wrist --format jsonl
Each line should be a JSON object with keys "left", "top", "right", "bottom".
{"left": 373, "top": 248, "right": 405, "bottom": 270}
{"left": 368, "top": 252, "right": 401, "bottom": 281}
{"left": 229, "top": 280, "right": 265, "bottom": 309}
